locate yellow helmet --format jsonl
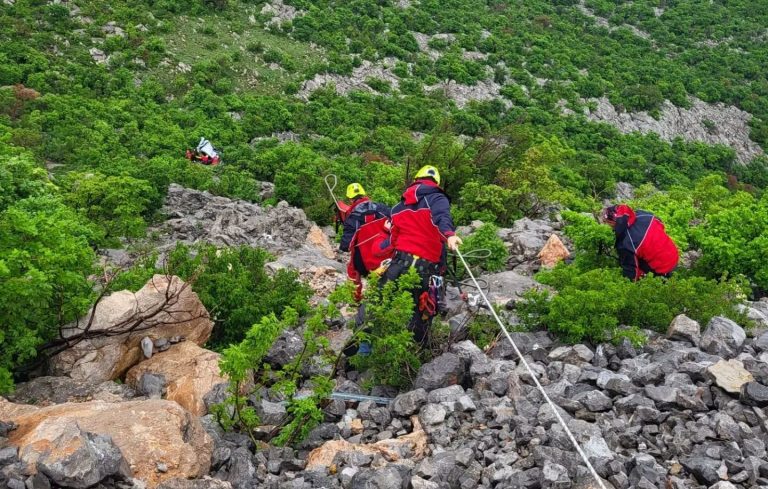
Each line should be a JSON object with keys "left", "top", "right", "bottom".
{"left": 414, "top": 165, "right": 440, "bottom": 185}
{"left": 346, "top": 182, "right": 366, "bottom": 200}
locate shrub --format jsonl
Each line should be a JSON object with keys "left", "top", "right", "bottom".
{"left": 165, "top": 244, "right": 312, "bottom": 349}
{"left": 460, "top": 223, "right": 509, "bottom": 273}
{"left": 348, "top": 270, "right": 423, "bottom": 389}
{"left": 522, "top": 263, "right": 747, "bottom": 344}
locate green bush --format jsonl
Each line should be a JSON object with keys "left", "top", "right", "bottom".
{"left": 522, "top": 265, "right": 746, "bottom": 343}
{"left": 349, "top": 270, "right": 424, "bottom": 389}
{"left": 63, "top": 172, "right": 159, "bottom": 242}
{"left": 165, "top": 244, "right": 312, "bottom": 349}
{"left": 0, "top": 196, "right": 99, "bottom": 393}
{"left": 460, "top": 223, "right": 509, "bottom": 273}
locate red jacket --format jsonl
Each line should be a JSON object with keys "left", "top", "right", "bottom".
{"left": 390, "top": 179, "right": 455, "bottom": 264}
{"left": 613, "top": 205, "right": 679, "bottom": 280}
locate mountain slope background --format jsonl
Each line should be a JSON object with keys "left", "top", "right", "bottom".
{"left": 1, "top": 0, "right": 768, "bottom": 391}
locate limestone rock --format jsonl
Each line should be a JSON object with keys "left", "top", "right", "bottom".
{"left": 0, "top": 399, "right": 212, "bottom": 488}
{"left": 538, "top": 234, "right": 570, "bottom": 268}
{"left": 8, "top": 377, "right": 136, "bottom": 405}
{"left": 667, "top": 314, "right": 701, "bottom": 345}
{"left": 700, "top": 316, "right": 746, "bottom": 358}
{"left": 125, "top": 341, "right": 226, "bottom": 416}
{"left": 587, "top": 96, "right": 763, "bottom": 164}
{"left": 413, "top": 353, "right": 465, "bottom": 391}
{"left": 50, "top": 275, "right": 213, "bottom": 383}
{"left": 156, "top": 185, "right": 341, "bottom": 271}
{"left": 484, "top": 270, "right": 541, "bottom": 305}
{"left": 706, "top": 359, "right": 754, "bottom": 394}
{"left": 306, "top": 417, "right": 428, "bottom": 470}
{"left": 31, "top": 420, "right": 131, "bottom": 488}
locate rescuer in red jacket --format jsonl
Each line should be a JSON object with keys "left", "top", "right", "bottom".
{"left": 381, "top": 165, "right": 462, "bottom": 345}
{"left": 601, "top": 204, "right": 679, "bottom": 281}
{"left": 339, "top": 183, "right": 393, "bottom": 301}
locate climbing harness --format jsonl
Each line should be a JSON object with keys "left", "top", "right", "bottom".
{"left": 455, "top": 248, "right": 609, "bottom": 489}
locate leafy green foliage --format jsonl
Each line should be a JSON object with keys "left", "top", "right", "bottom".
{"left": 349, "top": 270, "right": 424, "bottom": 389}
{"left": 459, "top": 223, "right": 508, "bottom": 273}
{"left": 164, "top": 244, "right": 312, "bottom": 349}
{"left": 0, "top": 196, "right": 98, "bottom": 393}
{"left": 522, "top": 265, "right": 746, "bottom": 343}
{"left": 63, "top": 172, "right": 158, "bottom": 241}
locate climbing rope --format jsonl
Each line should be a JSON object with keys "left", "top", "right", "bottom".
{"left": 455, "top": 247, "right": 609, "bottom": 489}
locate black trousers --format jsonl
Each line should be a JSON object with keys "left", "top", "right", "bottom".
{"left": 378, "top": 252, "right": 440, "bottom": 345}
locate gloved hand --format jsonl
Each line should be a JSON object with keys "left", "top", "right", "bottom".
{"left": 447, "top": 235, "right": 462, "bottom": 251}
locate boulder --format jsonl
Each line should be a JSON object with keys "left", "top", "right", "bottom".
{"left": 740, "top": 381, "right": 768, "bottom": 407}
{"left": 700, "top": 316, "right": 746, "bottom": 359}
{"left": 29, "top": 420, "right": 131, "bottom": 488}
{"left": 8, "top": 377, "right": 136, "bottom": 405}
{"left": 413, "top": 353, "right": 465, "bottom": 391}
{"left": 125, "top": 341, "right": 226, "bottom": 416}
{"left": 706, "top": 359, "right": 754, "bottom": 394}
{"left": 350, "top": 465, "right": 409, "bottom": 489}
{"left": 498, "top": 218, "right": 561, "bottom": 262}
{"left": 538, "top": 234, "right": 570, "bottom": 268}
{"left": 484, "top": 271, "right": 541, "bottom": 305}
{"left": 50, "top": 275, "right": 213, "bottom": 382}
{"left": 157, "top": 186, "right": 337, "bottom": 269}
{"left": 0, "top": 399, "right": 212, "bottom": 488}
{"left": 667, "top": 314, "right": 701, "bottom": 345}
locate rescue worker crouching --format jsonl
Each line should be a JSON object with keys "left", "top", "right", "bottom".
{"left": 381, "top": 165, "right": 462, "bottom": 346}
{"left": 601, "top": 204, "right": 679, "bottom": 281}
{"left": 339, "top": 182, "right": 393, "bottom": 302}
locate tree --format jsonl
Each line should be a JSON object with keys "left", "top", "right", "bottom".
{"left": 0, "top": 196, "right": 98, "bottom": 393}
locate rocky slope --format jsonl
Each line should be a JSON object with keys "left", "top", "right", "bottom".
{"left": 586, "top": 97, "right": 763, "bottom": 164}
{"left": 4, "top": 191, "right": 768, "bottom": 489}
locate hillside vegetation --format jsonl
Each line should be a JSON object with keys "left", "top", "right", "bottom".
{"left": 1, "top": 0, "right": 767, "bottom": 393}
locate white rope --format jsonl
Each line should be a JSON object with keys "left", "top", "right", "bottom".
{"left": 455, "top": 248, "right": 608, "bottom": 489}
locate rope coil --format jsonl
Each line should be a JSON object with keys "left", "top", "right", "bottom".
{"left": 455, "top": 248, "right": 609, "bottom": 489}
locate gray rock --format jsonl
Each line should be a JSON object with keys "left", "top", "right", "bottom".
{"left": 614, "top": 182, "right": 635, "bottom": 201}
{"left": 265, "top": 330, "right": 304, "bottom": 367}
{"left": 427, "top": 385, "right": 465, "bottom": 404}
{"left": 700, "top": 316, "right": 746, "bottom": 359}
{"left": 741, "top": 381, "right": 768, "bottom": 407}
{"left": 25, "top": 472, "right": 51, "bottom": 489}
{"left": 218, "top": 447, "right": 255, "bottom": 489}
{"left": 667, "top": 314, "right": 701, "bottom": 345}
{"left": 156, "top": 477, "right": 234, "bottom": 489}
{"left": 680, "top": 456, "right": 723, "bottom": 485}
{"left": 709, "top": 482, "right": 737, "bottom": 489}
{"left": 0, "top": 447, "right": 18, "bottom": 465}
{"left": 753, "top": 331, "right": 768, "bottom": 352}
{"left": 419, "top": 404, "right": 446, "bottom": 425}
{"left": 141, "top": 336, "right": 154, "bottom": 359}
{"left": 137, "top": 372, "right": 166, "bottom": 399}
{"left": 350, "top": 465, "right": 408, "bottom": 489}
{"left": 256, "top": 399, "right": 287, "bottom": 426}
{"left": 548, "top": 345, "right": 594, "bottom": 364}
{"left": 413, "top": 353, "right": 464, "bottom": 391}
{"left": 573, "top": 390, "right": 612, "bottom": 412}
{"left": 391, "top": 389, "right": 427, "bottom": 416}
{"left": 410, "top": 476, "right": 439, "bottom": 489}
{"left": 36, "top": 422, "right": 132, "bottom": 489}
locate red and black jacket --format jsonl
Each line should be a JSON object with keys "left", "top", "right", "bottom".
{"left": 389, "top": 179, "right": 455, "bottom": 264}
{"left": 612, "top": 205, "right": 679, "bottom": 281}
{"left": 340, "top": 197, "right": 392, "bottom": 275}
